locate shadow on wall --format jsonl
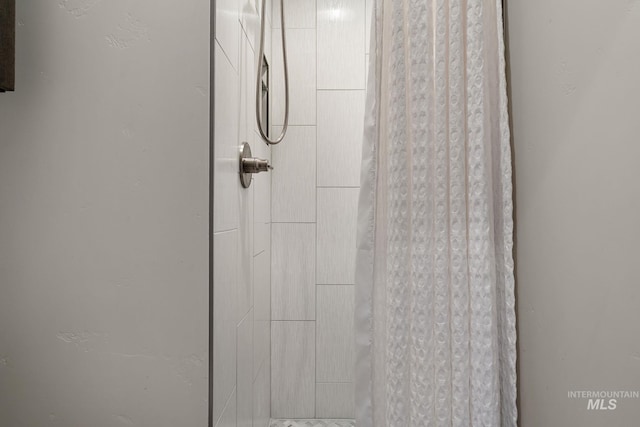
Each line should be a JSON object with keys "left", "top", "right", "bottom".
{"left": 500, "top": 0, "right": 521, "bottom": 420}
{"left": 0, "top": 0, "right": 15, "bottom": 92}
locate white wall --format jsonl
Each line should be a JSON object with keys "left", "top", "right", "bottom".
{"left": 507, "top": 1, "right": 640, "bottom": 425}
{"left": 269, "top": 0, "right": 370, "bottom": 419}
{"left": 213, "top": 0, "right": 273, "bottom": 426}
{"left": 0, "top": 1, "right": 209, "bottom": 426}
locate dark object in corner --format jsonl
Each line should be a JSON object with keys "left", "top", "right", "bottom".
{"left": 0, "top": 0, "right": 15, "bottom": 92}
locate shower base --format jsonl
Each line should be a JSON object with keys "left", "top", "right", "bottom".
{"left": 270, "top": 420, "right": 355, "bottom": 427}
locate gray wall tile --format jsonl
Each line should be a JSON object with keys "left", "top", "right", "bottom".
{"left": 272, "top": 29, "right": 316, "bottom": 125}
{"left": 316, "top": 285, "right": 355, "bottom": 382}
{"left": 213, "top": 231, "right": 238, "bottom": 423}
{"left": 272, "top": 126, "right": 317, "bottom": 223}
{"left": 254, "top": 249, "right": 271, "bottom": 379}
{"left": 215, "top": 388, "right": 237, "bottom": 427}
{"left": 273, "top": 0, "right": 316, "bottom": 29}
{"left": 316, "top": 383, "right": 355, "bottom": 419}
{"left": 237, "top": 310, "right": 254, "bottom": 427}
{"left": 317, "top": 90, "right": 365, "bottom": 187}
{"left": 272, "top": 223, "right": 316, "bottom": 320}
{"left": 317, "top": 188, "right": 359, "bottom": 285}
{"left": 214, "top": 45, "right": 240, "bottom": 233}
{"left": 238, "top": 172, "right": 254, "bottom": 322}
{"left": 253, "top": 361, "right": 271, "bottom": 427}
{"left": 271, "top": 321, "right": 316, "bottom": 418}
{"left": 317, "top": 0, "right": 365, "bottom": 89}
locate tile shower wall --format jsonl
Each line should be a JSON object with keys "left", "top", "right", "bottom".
{"left": 213, "top": 1, "right": 273, "bottom": 426}
{"left": 270, "top": 0, "right": 370, "bottom": 419}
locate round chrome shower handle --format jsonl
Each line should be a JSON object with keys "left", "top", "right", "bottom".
{"left": 242, "top": 157, "right": 272, "bottom": 174}
{"left": 239, "top": 142, "right": 272, "bottom": 188}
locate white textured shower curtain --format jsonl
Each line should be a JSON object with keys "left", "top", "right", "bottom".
{"left": 355, "top": 0, "right": 517, "bottom": 426}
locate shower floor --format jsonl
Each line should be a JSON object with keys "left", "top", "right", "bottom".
{"left": 270, "top": 420, "right": 355, "bottom": 427}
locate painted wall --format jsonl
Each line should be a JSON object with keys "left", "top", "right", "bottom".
{"left": 0, "top": 1, "right": 209, "bottom": 426}
{"left": 213, "top": 0, "right": 273, "bottom": 426}
{"left": 269, "top": 0, "right": 371, "bottom": 418}
{"left": 507, "top": 1, "right": 640, "bottom": 425}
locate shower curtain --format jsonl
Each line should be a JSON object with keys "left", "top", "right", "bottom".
{"left": 355, "top": 0, "right": 517, "bottom": 426}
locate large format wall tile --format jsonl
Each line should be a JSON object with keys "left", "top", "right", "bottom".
{"left": 317, "top": 0, "right": 365, "bottom": 89}
{"left": 316, "top": 285, "right": 355, "bottom": 382}
{"left": 214, "top": 44, "right": 240, "bottom": 233}
{"left": 254, "top": 249, "right": 271, "bottom": 379}
{"left": 253, "top": 361, "right": 271, "bottom": 427}
{"left": 254, "top": 248, "right": 272, "bottom": 324}
{"left": 271, "top": 321, "right": 316, "bottom": 418}
{"left": 269, "top": 0, "right": 369, "bottom": 418}
{"left": 241, "top": 0, "right": 260, "bottom": 51}
{"left": 253, "top": 139, "right": 271, "bottom": 258}
{"left": 215, "top": 388, "right": 237, "bottom": 427}
{"left": 272, "top": 223, "right": 316, "bottom": 320}
{"left": 237, "top": 310, "right": 254, "bottom": 427}
{"left": 213, "top": 2, "right": 272, "bottom": 427}
{"left": 272, "top": 126, "right": 316, "bottom": 223}
{"left": 365, "top": 54, "right": 370, "bottom": 86}
{"left": 216, "top": 0, "right": 240, "bottom": 71}
{"left": 273, "top": 0, "right": 316, "bottom": 28}
{"left": 316, "top": 382, "right": 355, "bottom": 419}
{"left": 238, "top": 160, "right": 254, "bottom": 323}
{"left": 272, "top": 29, "right": 316, "bottom": 125}
{"left": 365, "top": 0, "right": 372, "bottom": 54}
{"left": 239, "top": 34, "right": 257, "bottom": 149}
{"left": 317, "top": 90, "right": 365, "bottom": 187}
{"left": 213, "top": 231, "right": 238, "bottom": 424}
{"left": 253, "top": 139, "right": 272, "bottom": 226}
{"left": 317, "top": 188, "right": 359, "bottom": 284}
{"left": 254, "top": 221, "right": 270, "bottom": 256}
{"left": 254, "top": 317, "right": 271, "bottom": 382}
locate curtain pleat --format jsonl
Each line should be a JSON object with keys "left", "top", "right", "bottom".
{"left": 355, "top": 0, "right": 517, "bottom": 426}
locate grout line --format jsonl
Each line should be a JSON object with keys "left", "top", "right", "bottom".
{"left": 314, "top": 271, "right": 318, "bottom": 418}
{"left": 215, "top": 36, "right": 239, "bottom": 74}
{"left": 254, "top": 354, "right": 267, "bottom": 386}
{"left": 237, "top": 305, "right": 253, "bottom": 328}
{"left": 314, "top": 0, "right": 319, "bottom": 416}
{"left": 269, "top": 216, "right": 273, "bottom": 415}
{"left": 210, "top": 1, "right": 216, "bottom": 424}
{"left": 215, "top": 386, "right": 237, "bottom": 427}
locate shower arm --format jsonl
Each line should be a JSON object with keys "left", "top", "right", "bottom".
{"left": 256, "top": 0, "right": 289, "bottom": 145}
